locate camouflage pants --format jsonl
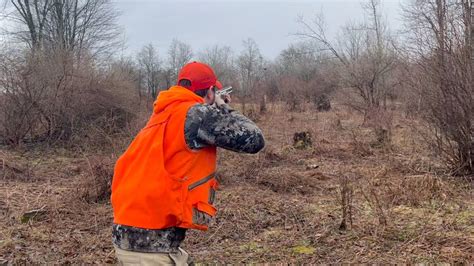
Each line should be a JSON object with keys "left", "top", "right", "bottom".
{"left": 114, "top": 245, "right": 190, "bottom": 266}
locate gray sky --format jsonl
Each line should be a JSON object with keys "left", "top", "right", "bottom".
{"left": 115, "top": 0, "right": 405, "bottom": 59}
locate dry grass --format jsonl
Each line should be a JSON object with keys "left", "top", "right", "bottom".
{"left": 0, "top": 102, "right": 473, "bottom": 264}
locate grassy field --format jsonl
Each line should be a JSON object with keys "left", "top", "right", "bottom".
{"left": 1, "top": 102, "right": 473, "bottom": 264}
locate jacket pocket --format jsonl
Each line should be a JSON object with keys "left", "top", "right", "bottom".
{"left": 192, "top": 201, "right": 216, "bottom": 226}
{"left": 208, "top": 179, "right": 218, "bottom": 204}
{"left": 188, "top": 173, "right": 217, "bottom": 205}
{"left": 209, "top": 187, "right": 216, "bottom": 204}
{"left": 188, "top": 172, "right": 214, "bottom": 191}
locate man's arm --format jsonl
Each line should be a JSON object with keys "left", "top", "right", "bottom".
{"left": 184, "top": 104, "right": 265, "bottom": 153}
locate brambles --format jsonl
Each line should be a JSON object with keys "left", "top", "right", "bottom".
{"left": 243, "top": 108, "right": 260, "bottom": 123}
{"left": 316, "top": 94, "right": 331, "bottom": 112}
{"left": 364, "top": 108, "right": 394, "bottom": 149}
{"left": 79, "top": 156, "right": 115, "bottom": 203}
{"left": 0, "top": 158, "right": 25, "bottom": 180}
{"left": 0, "top": 50, "right": 139, "bottom": 148}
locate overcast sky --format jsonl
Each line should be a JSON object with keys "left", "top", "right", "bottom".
{"left": 114, "top": 0, "right": 405, "bottom": 60}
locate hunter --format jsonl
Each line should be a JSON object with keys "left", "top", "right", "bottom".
{"left": 111, "top": 61, "right": 265, "bottom": 265}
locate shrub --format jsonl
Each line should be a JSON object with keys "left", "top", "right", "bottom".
{"left": 0, "top": 49, "right": 142, "bottom": 149}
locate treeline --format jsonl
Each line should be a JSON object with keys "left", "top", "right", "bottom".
{"left": 130, "top": 38, "right": 336, "bottom": 113}
{"left": 0, "top": 0, "right": 472, "bottom": 175}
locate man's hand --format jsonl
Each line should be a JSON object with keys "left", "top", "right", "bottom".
{"left": 223, "top": 94, "right": 231, "bottom": 104}
{"left": 214, "top": 93, "right": 226, "bottom": 107}
{"left": 205, "top": 86, "right": 232, "bottom": 107}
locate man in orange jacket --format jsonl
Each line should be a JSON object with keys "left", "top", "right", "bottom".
{"left": 111, "top": 61, "right": 265, "bottom": 265}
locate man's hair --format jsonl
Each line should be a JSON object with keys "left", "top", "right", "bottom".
{"left": 178, "top": 79, "right": 210, "bottom": 97}
{"left": 178, "top": 79, "right": 192, "bottom": 88}
{"left": 194, "top": 89, "right": 209, "bottom": 97}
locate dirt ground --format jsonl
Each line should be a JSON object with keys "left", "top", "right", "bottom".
{"left": 1, "top": 103, "right": 473, "bottom": 264}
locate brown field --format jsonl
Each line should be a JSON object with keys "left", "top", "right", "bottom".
{"left": 1, "top": 102, "right": 473, "bottom": 264}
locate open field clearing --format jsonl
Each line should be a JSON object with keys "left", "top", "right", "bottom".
{"left": 1, "top": 103, "right": 472, "bottom": 264}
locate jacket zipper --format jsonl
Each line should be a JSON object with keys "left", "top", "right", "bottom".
{"left": 188, "top": 172, "right": 215, "bottom": 190}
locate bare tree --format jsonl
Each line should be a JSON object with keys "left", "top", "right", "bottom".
{"left": 277, "top": 41, "right": 319, "bottom": 82}
{"left": 167, "top": 38, "right": 193, "bottom": 84}
{"left": 7, "top": 0, "right": 51, "bottom": 49}
{"left": 402, "top": 0, "right": 473, "bottom": 175}
{"left": 198, "top": 45, "right": 234, "bottom": 84}
{"left": 137, "top": 43, "right": 161, "bottom": 99}
{"left": 236, "top": 38, "right": 265, "bottom": 113}
{"left": 297, "top": 0, "right": 399, "bottom": 113}
{"left": 107, "top": 55, "right": 142, "bottom": 99}
{"left": 274, "top": 41, "right": 337, "bottom": 111}
{"left": 3, "top": 0, "right": 122, "bottom": 58}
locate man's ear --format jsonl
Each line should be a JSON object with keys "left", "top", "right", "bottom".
{"left": 204, "top": 87, "right": 215, "bottom": 104}
{"left": 205, "top": 88, "right": 212, "bottom": 98}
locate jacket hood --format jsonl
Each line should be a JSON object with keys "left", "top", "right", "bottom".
{"left": 153, "top": 86, "right": 204, "bottom": 114}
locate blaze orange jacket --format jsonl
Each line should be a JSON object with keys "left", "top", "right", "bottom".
{"left": 111, "top": 86, "right": 217, "bottom": 230}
